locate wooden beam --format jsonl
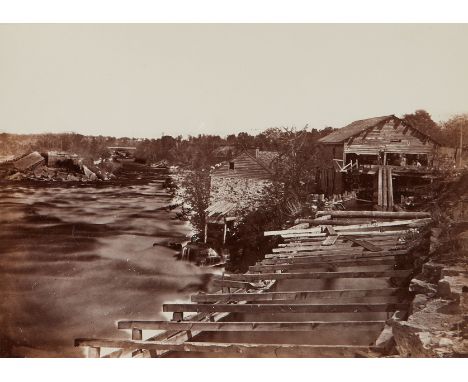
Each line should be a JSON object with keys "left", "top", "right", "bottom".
{"left": 324, "top": 225, "right": 337, "bottom": 236}
{"left": 316, "top": 211, "right": 431, "bottom": 219}
{"left": 388, "top": 167, "right": 394, "bottom": 210}
{"left": 322, "top": 235, "right": 338, "bottom": 246}
{"left": 75, "top": 338, "right": 384, "bottom": 358}
{"left": 191, "top": 288, "right": 406, "bottom": 303}
{"left": 284, "top": 236, "right": 400, "bottom": 244}
{"left": 212, "top": 279, "right": 263, "bottom": 289}
{"left": 382, "top": 166, "right": 388, "bottom": 209}
{"left": 272, "top": 243, "right": 402, "bottom": 254}
{"left": 266, "top": 219, "right": 429, "bottom": 237}
{"left": 345, "top": 237, "right": 383, "bottom": 252}
{"left": 264, "top": 249, "right": 408, "bottom": 260}
{"left": 264, "top": 227, "right": 322, "bottom": 237}
{"left": 272, "top": 246, "right": 361, "bottom": 254}
{"left": 221, "top": 270, "right": 412, "bottom": 282}
{"left": 281, "top": 230, "right": 410, "bottom": 239}
{"left": 117, "top": 320, "right": 386, "bottom": 332}
{"left": 250, "top": 258, "right": 397, "bottom": 272}
{"left": 162, "top": 303, "right": 408, "bottom": 314}
{"left": 378, "top": 166, "right": 383, "bottom": 207}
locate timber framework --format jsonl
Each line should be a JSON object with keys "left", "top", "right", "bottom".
{"left": 75, "top": 210, "right": 432, "bottom": 358}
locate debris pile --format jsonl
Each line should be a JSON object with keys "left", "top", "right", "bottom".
{"left": 0, "top": 151, "right": 117, "bottom": 182}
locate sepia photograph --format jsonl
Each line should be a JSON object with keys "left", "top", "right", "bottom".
{"left": 0, "top": 3, "right": 467, "bottom": 366}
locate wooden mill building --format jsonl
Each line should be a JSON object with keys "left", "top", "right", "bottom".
{"left": 317, "top": 115, "right": 443, "bottom": 209}
{"left": 205, "top": 149, "right": 279, "bottom": 244}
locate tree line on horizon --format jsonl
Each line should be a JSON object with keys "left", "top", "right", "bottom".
{"left": 1, "top": 110, "right": 466, "bottom": 167}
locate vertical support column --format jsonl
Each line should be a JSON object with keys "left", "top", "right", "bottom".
{"left": 132, "top": 328, "right": 142, "bottom": 341}
{"left": 88, "top": 346, "right": 101, "bottom": 358}
{"left": 222, "top": 221, "right": 227, "bottom": 244}
{"left": 382, "top": 166, "right": 388, "bottom": 210}
{"left": 131, "top": 328, "right": 143, "bottom": 357}
{"left": 377, "top": 166, "right": 383, "bottom": 209}
{"left": 387, "top": 167, "right": 394, "bottom": 210}
{"left": 204, "top": 222, "right": 208, "bottom": 243}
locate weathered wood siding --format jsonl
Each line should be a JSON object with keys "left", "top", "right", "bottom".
{"left": 317, "top": 144, "right": 344, "bottom": 170}
{"left": 211, "top": 152, "right": 272, "bottom": 180}
{"left": 345, "top": 119, "right": 438, "bottom": 156}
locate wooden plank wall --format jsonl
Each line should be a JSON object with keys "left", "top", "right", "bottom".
{"left": 211, "top": 152, "right": 272, "bottom": 180}
{"left": 345, "top": 120, "right": 438, "bottom": 156}
{"left": 318, "top": 168, "right": 343, "bottom": 196}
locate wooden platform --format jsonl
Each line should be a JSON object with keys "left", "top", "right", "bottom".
{"left": 74, "top": 210, "right": 431, "bottom": 358}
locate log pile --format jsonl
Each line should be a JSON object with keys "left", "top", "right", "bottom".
{"left": 75, "top": 210, "right": 432, "bottom": 358}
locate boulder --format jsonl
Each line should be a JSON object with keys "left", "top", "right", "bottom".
{"left": 392, "top": 321, "right": 434, "bottom": 357}
{"left": 83, "top": 165, "right": 98, "bottom": 181}
{"left": 410, "top": 278, "right": 437, "bottom": 296}
{"left": 421, "top": 262, "right": 445, "bottom": 283}
{"left": 411, "top": 294, "right": 430, "bottom": 314}
{"left": 438, "top": 274, "right": 467, "bottom": 302}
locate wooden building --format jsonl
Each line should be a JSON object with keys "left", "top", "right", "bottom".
{"left": 205, "top": 149, "right": 279, "bottom": 244}
{"left": 317, "top": 115, "right": 442, "bottom": 208}
{"left": 211, "top": 148, "right": 278, "bottom": 180}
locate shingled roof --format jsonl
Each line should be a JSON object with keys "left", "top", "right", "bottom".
{"left": 255, "top": 151, "right": 279, "bottom": 170}
{"left": 318, "top": 115, "right": 394, "bottom": 144}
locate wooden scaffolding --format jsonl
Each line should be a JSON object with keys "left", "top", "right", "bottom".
{"left": 75, "top": 210, "right": 431, "bottom": 358}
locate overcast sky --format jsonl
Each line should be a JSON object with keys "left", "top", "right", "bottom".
{"left": 1, "top": 24, "right": 467, "bottom": 138}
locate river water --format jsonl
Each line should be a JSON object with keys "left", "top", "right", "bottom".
{"left": 0, "top": 162, "right": 204, "bottom": 357}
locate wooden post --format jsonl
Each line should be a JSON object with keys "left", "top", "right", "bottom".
{"left": 88, "top": 346, "right": 100, "bottom": 358}
{"left": 132, "top": 328, "right": 142, "bottom": 341}
{"left": 204, "top": 223, "right": 208, "bottom": 243}
{"left": 222, "top": 221, "right": 227, "bottom": 244}
{"left": 387, "top": 167, "right": 394, "bottom": 210}
{"left": 377, "top": 166, "right": 383, "bottom": 209}
{"left": 131, "top": 328, "right": 143, "bottom": 357}
{"left": 382, "top": 166, "right": 388, "bottom": 210}
{"left": 459, "top": 124, "right": 464, "bottom": 168}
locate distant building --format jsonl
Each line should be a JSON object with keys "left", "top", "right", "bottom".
{"left": 205, "top": 149, "right": 279, "bottom": 243}
{"left": 47, "top": 151, "right": 81, "bottom": 167}
{"left": 107, "top": 146, "right": 137, "bottom": 159}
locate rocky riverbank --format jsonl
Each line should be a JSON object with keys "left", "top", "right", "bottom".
{"left": 391, "top": 171, "right": 468, "bottom": 357}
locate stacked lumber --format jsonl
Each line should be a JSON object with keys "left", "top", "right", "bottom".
{"left": 75, "top": 210, "right": 431, "bottom": 358}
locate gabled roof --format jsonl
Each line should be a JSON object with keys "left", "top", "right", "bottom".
{"left": 318, "top": 114, "right": 442, "bottom": 145}
{"left": 255, "top": 151, "right": 279, "bottom": 170}
{"left": 318, "top": 115, "right": 394, "bottom": 144}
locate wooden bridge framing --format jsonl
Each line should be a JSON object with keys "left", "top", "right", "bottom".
{"left": 75, "top": 210, "right": 430, "bottom": 358}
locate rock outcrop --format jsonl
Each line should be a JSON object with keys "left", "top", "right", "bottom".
{"left": 391, "top": 216, "right": 468, "bottom": 357}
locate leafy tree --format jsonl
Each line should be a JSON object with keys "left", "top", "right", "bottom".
{"left": 226, "top": 183, "right": 287, "bottom": 272}
{"left": 440, "top": 114, "right": 468, "bottom": 148}
{"left": 180, "top": 169, "right": 211, "bottom": 240}
{"left": 403, "top": 110, "right": 446, "bottom": 145}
